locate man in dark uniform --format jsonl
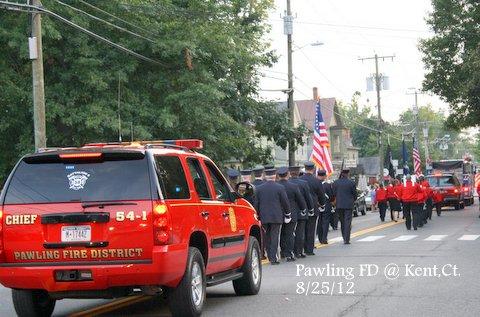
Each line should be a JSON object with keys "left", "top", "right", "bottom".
{"left": 240, "top": 169, "right": 254, "bottom": 205}
{"left": 254, "top": 168, "right": 290, "bottom": 265}
{"left": 333, "top": 169, "right": 357, "bottom": 244}
{"left": 277, "top": 167, "right": 306, "bottom": 262}
{"left": 289, "top": 166, "right": 313, "bottom": 258}
{"left": 317, "top": 170, "right": 334, "bottom": 244}
{"left": 300, "top": 162, "right": 326, "bottom": 255}
{"left": 226, "top": 169, "right": 240, "bottom": 189}
{"left": 252, "top": 166, "right": 265, "bottom": 187}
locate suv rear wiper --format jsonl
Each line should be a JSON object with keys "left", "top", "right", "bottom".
{"left": 81, "top": 202, "right": 138, "bottom": 209}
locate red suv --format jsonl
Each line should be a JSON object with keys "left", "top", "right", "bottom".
{"left": 0, "top": 140, "right": 262, "bottom": 317}
{"left": 426, "top": 173, "right": 465, "bottom": 210}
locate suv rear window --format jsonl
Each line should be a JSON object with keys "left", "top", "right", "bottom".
{"left": 427, "top": 176, "right": 459, "bottom": 188}
{"left": 3, "top": 158, "right": 151, "bottom": 204}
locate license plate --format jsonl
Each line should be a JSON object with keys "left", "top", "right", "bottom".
{"left": 61, "top": 225, "right": 91, "bottom": 242}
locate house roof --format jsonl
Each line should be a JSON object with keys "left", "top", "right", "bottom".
{"left": 296, "top": 98, "right": 337, "bottom": 129}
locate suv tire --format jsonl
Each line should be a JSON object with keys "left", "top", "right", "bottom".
{"left": 233, "top": 237, "right": 262, "bottom": 296}
{"left": 168, "top": 247, "right": 206, "bottom": 317}
{"left": 455, "top": 202, "right": 460, "bottom": 210}
{"left": 12, "top": 289, "right": 56, "bottom": 317}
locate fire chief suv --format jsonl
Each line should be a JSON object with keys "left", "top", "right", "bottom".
{"left": 0, "top": 140, "right": 262, "bottom": 317}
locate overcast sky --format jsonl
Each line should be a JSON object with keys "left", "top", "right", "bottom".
{"left": 259, "top": 0, "right": 447, "bottom": 122}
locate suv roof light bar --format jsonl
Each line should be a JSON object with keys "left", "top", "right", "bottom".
{"left": 84, "top": 139, "right": 203, "bottom": 150}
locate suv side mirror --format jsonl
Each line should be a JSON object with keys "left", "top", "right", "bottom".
{"left": 234, "top": 182, "right": 255, "bottom": 200}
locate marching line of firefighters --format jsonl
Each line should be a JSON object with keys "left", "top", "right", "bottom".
{"left": 227, "top": 162, "right": 475, "bottom": 265}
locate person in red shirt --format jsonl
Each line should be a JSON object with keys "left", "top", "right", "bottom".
{"left": 401, "top": 175, "right": 421, "bottom": 230}
{"left": 419, "top": 175, "right": 433, "bottom": 222}
{"left": 386, "top": 180, "right": 400, "bottom": 221}
{"left": 393, "top": 179, "right": 403, "bottom": 221}
{"left": 432, "top": 189, "right": 443, "bottom": 216}
{"left": 376, "top": 183, "right": 388, "bottom": 222}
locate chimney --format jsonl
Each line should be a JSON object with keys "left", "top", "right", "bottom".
{"left": 313, "top": 87, "right": 319, "bottom": 101}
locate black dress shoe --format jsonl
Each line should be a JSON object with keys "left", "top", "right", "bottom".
{"left": 270, "top": 261, "right": 280, "bottom": 265}
{"left": 344, "top": 241, "right": 350, "bottom": 245}
{"left": 286, "top": 257, "right": 296, "bottom": 262}
{"left": 299, "top": 253, "right": 307, "bottom": 258}
{"left": 306, "top": 252, "right": 315, "bottom": 256}
{"left": 414, "top": 228, "right": 417, "bottom": 230}
{"left": 320, "top": 241, "right": 328, "bottom": 244}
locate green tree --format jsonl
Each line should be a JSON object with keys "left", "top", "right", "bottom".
{"left": 420, "top": 0, "right": 480, "bottom": 129}
{"left": 0, "top": 0, "right": 305, "bottom": 182}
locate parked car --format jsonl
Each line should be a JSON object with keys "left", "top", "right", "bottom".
{"left": 353, "top": 190, "right": 367, "bottom": 217}
{"left": 0, "top": 139, "right": 262, "bottom": 317}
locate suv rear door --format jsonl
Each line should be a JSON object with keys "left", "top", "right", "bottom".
{"left": 1, "top": 151, "right": 155, "bottom": 265}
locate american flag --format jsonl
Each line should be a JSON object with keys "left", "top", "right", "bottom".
{"left": 310, "top": 101, "right": 334, "bottom": 174}
{"left": 412, "top": 136, "right": 422, "bottom": 176}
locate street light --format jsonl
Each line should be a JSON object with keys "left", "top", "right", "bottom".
{"left": 292, "top": 41, "right": 324, "bottom": 52}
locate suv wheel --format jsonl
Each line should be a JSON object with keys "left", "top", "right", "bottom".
{"left": 455, "top": 202, "right": 460, "bottom": 210}
{"left": 233, "top": 237, "right": 262, "bottom": 296}
{"left": 168, "top": 247, "right": 206, "bottom": 317}
{"left": 12, "top": 289, "right": 56, "bottom": 317}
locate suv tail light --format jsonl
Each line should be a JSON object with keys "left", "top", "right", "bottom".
{"left": 153, "top": 203, "right": 172, "bottom": 245}
{"left": 454, "top": 189, "right": 459, "bottom": 194}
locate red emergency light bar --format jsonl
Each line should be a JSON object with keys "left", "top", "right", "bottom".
{"left": 84, "top": 139, "right": 204, "bottom": 150}
{"left": 59, "top": 153, "right": 103, "bottom": 159}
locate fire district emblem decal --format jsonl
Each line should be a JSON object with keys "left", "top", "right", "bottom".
{"left": 67, "top": 171, "right": 90, "bottom": 190}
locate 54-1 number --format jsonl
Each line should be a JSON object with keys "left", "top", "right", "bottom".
{"left": 116, "top": 211, "right": 147, "bottom": 222}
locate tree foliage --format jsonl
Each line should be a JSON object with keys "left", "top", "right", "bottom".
{"left": 0, "top": 0, "right": 306, "bottom": 182}
{"left": 420, "top": 0, "right": 480, "bottom": 129}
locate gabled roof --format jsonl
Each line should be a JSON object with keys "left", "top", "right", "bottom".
{"left": 295, "top": 98, "right": 339, "bottom": 129}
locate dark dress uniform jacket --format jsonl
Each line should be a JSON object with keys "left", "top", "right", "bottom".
{"left": 322, "top": 181, "right": 335, "bottom": 213}
{"left": 278, "top": 180, "right": 307, "bottom": 222}
{"left": 332, "top": 178, "right": 357, "bottom": 210}
{"left": 290, "top": 177, "right": 313, "bottom": 220}
{"left": 300, "top": 173, "right": 326, "bottom": 215}
{"left": 252, "top": 179, "right": 265, "bottom": 187}
{"left": 254, "top": 181, "right": 290, "bottom": 224}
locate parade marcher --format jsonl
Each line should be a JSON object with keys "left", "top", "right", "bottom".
{"left": 401, "top": 175, "right": 421, "bottom": 230}
{"left": 332, "top": 169, "right": 357, "bottom": 245}
{"left": 418, "top": 175, "right": 433, "bottom": 222}
{"left": 289, "top": 166, "right": 313, "bottom": 258}
{"left": 317, "top": 170, "right": 333, "bottom": 244}
{"left": 393, "top": 179, "right": 403, "bottom": 220}
{"left": 376, "top": 183, "right": 388, "bottom": 222}
{"left": 433, "top": 189, "right": 443, "bottom": 216}
{"left": 277, "top": 167, "right": 306, "bottom": 262}
{"left": 387, "top": 180, "right": 400, "bottom": 221}
{"left": 240, "top": 169, "right": 254, "bottom": 205}
{"left": 300, "top": 162, "right": 326, "bottom": 255}
{"left": 252, "top": 166, "right": 265, "bottom": 187}
{"left": 416, "top": 178, "right": 426, "bottom": 228}
{"left": 254, "top": 168, "right": 291, "bottom": 265}
{"left": 370, "top": 184, "right": 377, "bottom": 212}
{"left": 226, "top": 169, "right": 240, "bottom": 189}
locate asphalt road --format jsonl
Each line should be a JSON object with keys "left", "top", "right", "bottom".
{"left": 0, "top": 204, "right": 479, "bottom": 317}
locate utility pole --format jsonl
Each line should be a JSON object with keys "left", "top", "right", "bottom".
{"left": 284, "top": 0, "right": 295, "bottom": 166}
{"left": 358, "top": 54, "right": 395, "bottom": 180}
{"left": 30, "top": 0, "right": 46, "bottom": 150}
{"left": 407, "top": 88, "right": 425, "bottom": 170}
{"left": 423, "top": 122, "right": 430, "bottom": 171}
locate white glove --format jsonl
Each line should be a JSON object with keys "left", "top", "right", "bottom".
{"left": 284, "top": 213, "right": 292, "bottom": 224}
{"left": 319, "top": 205, "right": 326, "bottom": 213}
{"left": 308, "top": 209, "right": 315, "bottom": 217}
{"left": 331, "top": 207, "right": 335, "bottom": 214}
{"left": 300, "top": 209, "right": 307, "bottom": 217}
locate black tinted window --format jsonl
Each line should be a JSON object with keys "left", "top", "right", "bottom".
{"left": 154, "top": 156, "right": 190, "bottom": 200}
{"left": 205, "top": 161, "right": 231, "bottom": 201}
{"left": 4, "top": 158, "right": 151, "bottom": 204}
{"left": 187, "top": 158, "right": 211, "bottom": 200}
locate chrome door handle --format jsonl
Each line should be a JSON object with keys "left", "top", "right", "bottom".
{"left": 200, "top": 211, "right": 210, "bottom": 218}
{"left": 221, "top": 212, "right": 229, "bottom": 218}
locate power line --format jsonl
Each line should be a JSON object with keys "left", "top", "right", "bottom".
{"left": 78, "top": 0, "right": 156, "bottom": 37}
{"left": 0, "top": 1, "right": 165, "bottom": 65}
{"left": 53, "top": 0, "right": 156, "bottom": 43}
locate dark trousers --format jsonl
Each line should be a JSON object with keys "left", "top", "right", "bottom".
{"left": 317, "top": 211, "right": 330, "bottom": 243}
{"left": 413, "top": 203, "right": 422, "bottom": 229}
{"left": 304, "top": 215, "right": 318, "bottom": 253}
{"left": 417, "top": 202, "right": 425, "bottom": 225}
{"left": 294, "top": 220, "right": 307, "bottom": 256}
{"left": 262, "top": 223, "right": 281, "bottom": 262}
{"left": 435, "top": 202, "right": 442, "bottom": 216}
{"left": 403, "top": 202, "right": 413, "bottom": 229}
{"left": 378, "top": 201, "right": 387, "bottom": 221}
{"left": 426, "top": 198, "right": 433, "bottom": 220}
{"left": 337, "top": 209, "right": 353, "bottom": 243}
{"left": 330, "top": 210, "right": 339, "bottom": 229}
{"left": 280, "top": 221, "right": 296, "bottom": 258}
